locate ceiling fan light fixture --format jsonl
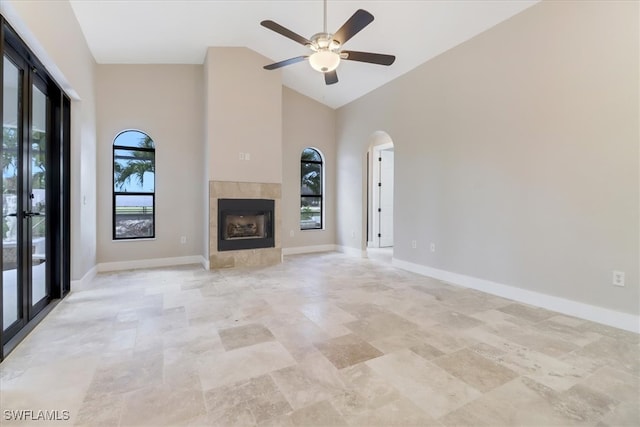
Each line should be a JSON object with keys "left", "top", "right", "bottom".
{"left": 309, "top": 50, "right": 340, "bottom": 73}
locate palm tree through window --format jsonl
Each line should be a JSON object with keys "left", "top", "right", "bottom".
{"left": 113, "top": 130, "right": 155, "bottom": 239}
{"left": 300, "top": 148, "right": 323, "bottom": 230}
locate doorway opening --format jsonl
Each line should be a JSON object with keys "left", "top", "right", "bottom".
{"left": 366, "top": 132, "right": 394, "bottom": 262}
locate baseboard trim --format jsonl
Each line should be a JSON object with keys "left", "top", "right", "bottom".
{"left": 282, "top": 244, "right": 338, "bottom": 255}
{"left": 97, "top": 255, "right": 205, "bottom": 273}
{"left": 200, "top": 255, "right": 210, "bottom": 270}
{"left": 337, "top": 245, "right": 368, "bottom": 258}
{"left": 392, "top": 258, "right": 639, "bottom": 334}
{"left": 70, "top": 264, "right": 98, "bottom": 290}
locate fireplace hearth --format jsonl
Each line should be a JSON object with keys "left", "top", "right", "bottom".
{"left": 218, "top": 198, "right": 274, "bottom": 251}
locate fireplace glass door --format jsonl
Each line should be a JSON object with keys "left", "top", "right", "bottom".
{"left": 218, "top": 199, "right": 274, "bottom": 251}
{"left": 224, "top": 214, "right": 266, "bottom": 240}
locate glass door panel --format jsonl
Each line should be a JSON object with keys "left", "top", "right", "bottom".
{"left": 2, "top": 20, "right": 68, "bottom": 358}
{"left": 2, "top": 56, "right": 21, "bottom": 331}
{"left": 30, "top": 85, "right": 48, "bottom": 308}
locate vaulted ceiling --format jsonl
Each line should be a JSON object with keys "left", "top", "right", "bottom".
{"left": 69, "top": 0, "right": 538, "bottom": 108}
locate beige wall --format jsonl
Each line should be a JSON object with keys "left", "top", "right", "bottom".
{"left": 336, "top": 0, "right": 639, "bottom": 314}
{"left": 204, "top": 47, "right": 282, "bottom": 184}
{"left": 2, "top": 0, "right": 98, "bottom": 280}
{"left": 96, "top": 65, "right": 204, "bottom": 263}
{"left": 282, "top": 87, "right": 336, "bottom": 249}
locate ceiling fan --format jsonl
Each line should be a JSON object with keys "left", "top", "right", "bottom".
{"left": 260, "top": 0, "right": 396, "bottom": 85}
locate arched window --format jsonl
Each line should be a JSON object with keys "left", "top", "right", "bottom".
{"left": 300, "top": 148, "right": 323, "bottom": 230}
{"left": 113, "top": 130, "right": 155, "bottom": 239}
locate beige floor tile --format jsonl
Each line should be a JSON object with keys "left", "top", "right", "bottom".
{"left": 218, "top": 323, "right": 276, "bottom": 351}
{"left": 440, "top": 291, "right": 511, "bottom": 315}
{"left": 345, "top": 312, "right": 419, "bottom": 341}
{"left": 300, "top": 302, "right": 358, "bottom": 325}
{"left": 289, "top": 400, "right": 347, "bottom": 427}
{"left": 83, "top": 351, "right": 164, "bottom": 401}
{"left": 464, "top": 330, "right": 588, "bottom": 391}
{"left": 334, "top": 362, "right": 402, "bottom": 416}
{"left": 410, "top": 284, "right": 462, "bottom": 302}
{"left": 577, "top": 321, "right": 640, "bottom": 344}
{"left": 204, "top": 374, "right": 292, "bottom": 424}
{"left": 411, "top": 342, "right": 446, "bottom": 360}
{"left": 574, "top": 336, "right": 640, "bottom": 377}
{"left": 198, "top": 341, "right": 296, "bottom": 391}
{"left": 489, "top": 376, "right": 620, "bottom": 426}
{"left": 417, "top": 324, "right": 479, "bottom": 354}
{"left": 185, "top": 403, "right": 256, "bottom": 427}
{"left": 599, "top": 400, "right": 640, "bottom": 427}
{"left": 505, "top": 328, "right": 580, "bottom": 358}
{"left": 1, "top": 356, "right": 99, "bottom": 427}
{"left": 299, "top": 303, "right": 357, "bottom": 337}
{"left": 579, "top": 366, "right": 640, "bottom": 403}
{"left": 552, "top": 384, "right": 618, "bottom": 424}
{"left": 366, "top": 349, "right": 482, "bottom": 419}
{"left": 433, "top": 347, "right": 518, "bottom": 392}
{"left": 346, "top": 396, "right": 440, "bottom": 426}
{"left": 74, "top": 393, "right": 124, "bottom": 427}
{"left": 480, "top": 377, "right": 580, "bottom": 426}
{"left": 119, "top": 384, "right": 206, "bottom": 426}
{"left": 270, "top": 352, "right": 345, "bottom": 410}
{"left": 469, "top": 308, "right": 531, "bottom": 327}
{"left": 430, "top": 310, "right": 484, "bottom": 330}
{"left": 439, "top": 391, "right": 516, "bottom": 426}
{"left": 313, "top": 334, "right": 383, "bottom": 369}
{"left": 497, "top": 303, "right": 556, "bottom": 323}
{"left": 533, "top": 318, "right": 601, "bottom": 347}
{"left": 369, "top": 329, "right": 448, "bottom": 360}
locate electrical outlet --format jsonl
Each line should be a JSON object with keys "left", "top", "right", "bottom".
{"left": 411, "top": 240, "right": 417, "bottom": 249}
{"left": 245, "top": 152, "right": 251, "bottom": 160}
{"left": 612, "top": 270, "right": 625, "bottom": 287}
{"left": 289, "top": 230, "right": 294, "bottom": 237}
{"left": 430, "top": 243, "right": 436, "bottom": 252}
{"left": 180, "top": 236, "right": 187, "bottom": 244}
{"left": 239, "top": 152, "right": 245, "bottom": 160}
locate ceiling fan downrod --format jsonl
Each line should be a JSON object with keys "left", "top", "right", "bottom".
{"left": 323, "top": 0, "right": 327, "bottom": 33}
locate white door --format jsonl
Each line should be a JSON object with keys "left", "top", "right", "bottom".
{"left": 378, "top": 149, "right": 394, "bottom": 247}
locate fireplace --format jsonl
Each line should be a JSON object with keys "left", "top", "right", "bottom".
{"left": 218, "top": 198, "right": 274, "bottom": 251}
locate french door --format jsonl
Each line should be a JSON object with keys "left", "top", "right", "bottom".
{"left": 1, "top": 18, "right": 70, "bottom": 356}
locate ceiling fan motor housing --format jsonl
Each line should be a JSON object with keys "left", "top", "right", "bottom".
{"left": 308, "top": 33, "right": 341, "bottom": 52}
{"left": 308, "top": 33, "right": 341, "bottom": 73}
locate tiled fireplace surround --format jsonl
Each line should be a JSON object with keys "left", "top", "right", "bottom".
{"left": 209, "top": 180, "right": 282, "bottom": 268}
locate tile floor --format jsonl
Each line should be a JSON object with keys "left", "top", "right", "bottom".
{"left": 0, "top": 252, "right": 638, "bottom": 426}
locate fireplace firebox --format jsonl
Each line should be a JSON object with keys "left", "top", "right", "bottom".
{"left": 218, "top": 199, "right": 274, "bottom": 251}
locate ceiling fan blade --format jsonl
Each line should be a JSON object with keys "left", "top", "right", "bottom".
{"left": 333, "top": 9, "right": 374, "bottom": 46}
{"left": 324, "top": 70, "right": 338, "bottom": 85}
{"left": 260, "top": 20, "right": 311, "bottom": 46}
{"left": 263, "top": 56, "right": 308, "bottom": 70}
{"left": 342, "top": 50, "right": 396, "bottom": 66}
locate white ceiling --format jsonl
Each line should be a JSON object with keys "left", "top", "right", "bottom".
{"left": 69, "top": 0, "right": 538, "bottom": 109}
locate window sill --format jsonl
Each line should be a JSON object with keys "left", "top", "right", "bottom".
{"left": 300, "top": 229, "right": 325, "bottom": 232}
{"left": 112, "top": 238, "right": 157, "bottom": 242}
